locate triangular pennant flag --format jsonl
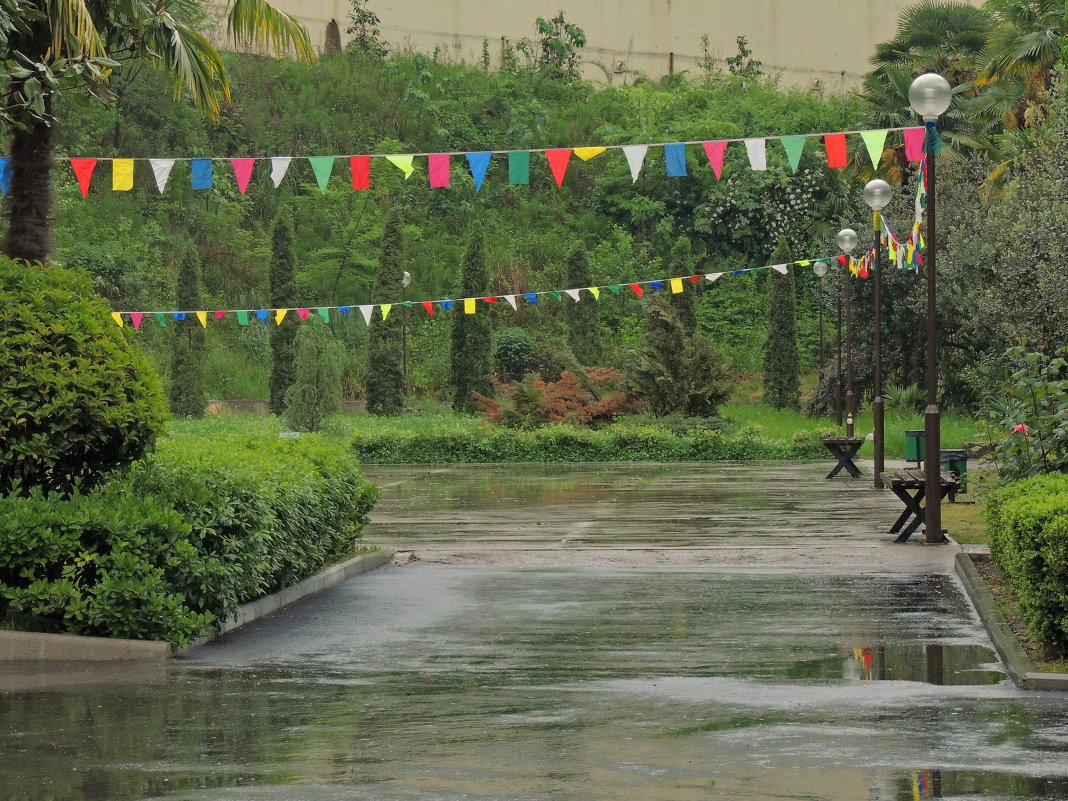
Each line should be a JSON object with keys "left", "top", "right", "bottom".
{"left": 232, "top": 158, "right": 255, "bottom": 194}
{"left": 386, "top": 155, "right": 414, "bottom": 179}
{"left": 545, "top": 149, "right": 572, "bottom": 188}
{"left": 236, "top": 310, "right": 250, "bottom": 325}
{"left": 796, "top": 260, "right": 812, "bottom": 267}
{"left": 191, "top": 158, "right": 213, "bottom": 189}
{"left": 780, "top": 136, "right": 805, "bottom": 173}
{"left": 664, "top": 143, "right": 687, "bottom": 177}
{"left": 275, "top": 309, "right": 288, "bottom": 325}
{"left": 0, "top": 158, "right": 10, "bottom": 195}
{"left": 271, "top": 157, "right": 292, "bottom": 188}
{"left": 254, "top": 309, "right": 268, "bottom": 322}
{"left": 702, "top": 141, "right": 727, "bottom": 180}
{"left": 522, "top": 293, "right": 537, "bottom": 304}
{"left": 380, "top": 304, "right": 392, "bottom": 320}
{"left": 112, "top": 159, "right": 134, "bottom": 191}
{"left": 308, "top": 157, "right": 334, "bottom": 193}
{"left": 574, "top": 147, "right": 606, "bottom": 161}
{"left": 649, "top": 280, "right": 664, "bottom": 291}
{"left": 214, "top": 310, "right": 227, "bottom": 320}
{"left": 441, "top": 300, "right": 455, "bottom": 310}
{"left": 149, "top": 159, "right": 174, "bottom": 193}
{"left": 622, "top": 145, "right": 648, "bottom": 182}
{"left": 550, "top": 291, "right": 563, "bottom": 301}
{"left": 173, "top": 312, "right": 186, "bottom": 321}
{"left": 350, "top": 155, "right": 370, "bottom": 190}
{"left": 705, "top": 273, "right": 724, "bottom": 282}
{"left": 669, "top": 277, "right": 683, "bottom": 294}
{"left": 588, "top": 287, "right": 600, "bottom": 300}
{"left": 358, "top": 305, "right": 373, "bottom": 325}
{"left": 564, "top": 288, "right": 581, "bottom": 302}
{"left": 196, "top": 311, "right": 207, "bottom": 328}
{"left": 71, "top": 158, "right": 97, "bottom": 197}
{"left": 463, "top": 297, "right": 476, "bottom": 314}
{"left": 428, "top": 153, "right": 450, "bottom": 188}
{"left": 823, "top": 134, "right": 848, "bottom": 168}
{"left": 689, "top": 275, "right": 701, "bottom": 282}
{"left": 317, "top": 308, "right": 331, "bottom": 323}
{"left": 130, "top": 312, "right": 143, "bottom": 330}
{"left": 111, "top": 312, "right": 123, "bottom": 327}
{"left": 483, "top": 296, "right": 497, "bottom": 304}
{"left": 153, "top": 312, "right": 167, "bottom": 327}
{"left": 629, "top": 283, "right": 644, "bottom": 298}
{"left": 904, "top": 127, "right": 925, "bottom": 161}
{"left": 771, "top": 264, "right": 789, "bottom": 275}
{"left": 860, "top": 130, "right": 888, "bottom": 169}
{"left": 296, "top": 308, "right": 310, "bottom": 321}
{"left": 421, "top": 301, "right": 435, "bottom": 316}
{"left": 338, "top": 306, "right": 350, "bottom": 315}
{"left": 502, "top": 295, "right": 517, "bottom": 310}
{"left": 606, "top": 284, "right": 621, "bottom": 294}
{"left": 465, "top": 152, "right": 492, "bottom": 192}
{"left": 744, "top": 139, "right": 767, "bottom": 171}
{"left": 509, "top": 151, "right": 530, "bottom": 185}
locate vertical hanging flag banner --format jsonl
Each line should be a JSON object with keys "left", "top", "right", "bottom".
{"left": 270, "top": 157, "right": 292, "bottom": 188}
{"left": 428, "top": 153, "right": 450, "bottom": 188}
{"left": 622, "top": 145, "right": 648, "bottom": 182}
{"left": 823, "top": 133, "right": 848, "bottom": 168}
{"left": 232, "top": 158, "right": 255, "bottom": 194}
{"left": 112, "top": 159, "right": 134, "bottom": 191}
{"left": 463, "top": 297, "right": 476, "bottom": 314}
{"left": 465, "top": 152, "right": 491, "bottom": 191}
{"left": 744, "top": 139, "right": 767, "bottom": 171}
{"left": 860, "top": 130, "right": 888, "bottom": 169}
{"left": 574, "top": 147, "right": 606, "bottom": 161}
{"left": 0, "top": 158, "right": 10, "bottom": 195}
{"left": 904, "top": 127, "right": 926, "bottom": 161}
{"left": 509, "top": 151, "right": 530, "bottom": 185}
{"left": 350, "top": 156, "right": 370, "bottom": 190}
{"left": 190, "top": 158, "right": 213, "bottom": 189}
{"left": 359, "top": 305, "right": 373, "bottom": 325}
{"left": 545, "top": 149, "right": 572, "bottom": 188}
{"left": 150, "top": 159, "right": 174, "bottom": 193}
{"left": 780, "top": 136, "right": 805, "bottom": 173}
{"left": 308, "top": 157, "right": 334, "bottom": 193}
{"left": 71, "top": 158, "right": 97, "bottom": 197}
{"left": 702, "top": 141, "right": 727, "bottom": 180}
{"left": 385, "top": 155, "right": 414, "bottom": 179}
{"left": 664, "top": 143, "right": 688, "bottom": 177}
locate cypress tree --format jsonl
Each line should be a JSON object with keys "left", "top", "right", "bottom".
{"left": 170, "top": 247, "right": 206, "bottom": 417}
{"left": 284, "top": 322, "right": 344, "bottom": 432}
{"left": 365, "top": 207, "right": 405, "bottom": 415}
{"left": 564, "top": 245, "right": 602, "bottom": 365}
{"left": 762, "top": 236, "right": 801, "bottom": 410}
{"left": 668, "top": 236, "right": 697, "bottom": 333}
{"left": 451, "top": 224, "right": 493, "bottom": 412}
{"left": 268, "top": 214, "right": 298, "bottom": 416}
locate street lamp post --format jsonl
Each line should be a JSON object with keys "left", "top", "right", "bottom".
{"left": 909, "top": 72, "right": 953, "bottom": 545}
{"left": 814, "top": 260, "right": 829, "bottom": 392}
{"left": 401, "top": 270, "right": 412, "bottom": 395}
{"left": 864, "top": 179, "right": 893, "bottom": 490}
{"left": 836, "top": 228, "right": 859, "bottom": 438}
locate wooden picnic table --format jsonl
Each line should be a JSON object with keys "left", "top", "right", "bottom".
{"left": 822, "top": 436, "right": 864, "bottom": 479}
{"left": 879, "top": 468, "right": 959, "bottom": 543}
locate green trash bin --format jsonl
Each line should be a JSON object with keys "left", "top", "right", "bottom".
{"left": 904, "top": 430, "right": 925, "bottom": 465}
{"left": 941, "top": 449, "right": 968, "bottom": 494}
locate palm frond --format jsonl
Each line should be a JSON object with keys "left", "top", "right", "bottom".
{"left": 46, "top": 0, "right": 103, "bottom": 57}
{"left": 226, "top": 0, "right": 314, "bottom": 63}
{"left": 138, "top": 6, "right": 230, "bottom": 120}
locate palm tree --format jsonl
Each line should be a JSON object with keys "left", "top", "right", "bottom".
{"left": 0, "top": 0, "right": 314, "bottom": 263}
{"left": 870, "top": 0, "right": 995, "bottom": 83}
{"left": 982, "top": 0, "right": 1067, "bottom": 88}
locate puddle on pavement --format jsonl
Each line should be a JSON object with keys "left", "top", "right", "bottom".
{"left": 3, "top": 567, "right": 1066, "bottom": 801}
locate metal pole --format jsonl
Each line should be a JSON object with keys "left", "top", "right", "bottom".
{"left": 835, "top": 273, "right": 843, "bottom": 426}
{"left": 923, "top": 141, "right": 944, "bottom": 543}
{"left": 818, "top": 280, "right": 825, "bottom": 384}
{"left": 872, "top": 212, "right": 885, "bottom": 489}
{"left": 401, "top": 283, "right": 409, "bottom": 395}
{"left": 845, "top": 266, "right": 855, "bottom": 438}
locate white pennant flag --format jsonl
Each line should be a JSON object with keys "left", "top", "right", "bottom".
{"left": 744, "top": 139, "right": 767, "bottom": 171}
{"left": 271, "top": 157, "right": 292, "bottom": 188}
{"left": 622, "top": 145, "right": 648, "bottom": 182}
{"left": 564, "top": 288, "right": 581, "bottom": 302}
{"left": 358, "top": 305, "right": 373, "bottom": 325}
{"left": 503, "top": 294, "right": 517, "bottom": 310}
{"left": 705, "top": 272, "right": 724, "bottom": 282}
{"left": 771, "top": 264, "right": 789, "bottom": 275}
{"left": 149, "top": 159, "right": 174, "bottom": 193}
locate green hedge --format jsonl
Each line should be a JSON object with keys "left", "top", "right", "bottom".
{"left": 987, "top": 473, "right": 1068, "bottom": 656}
{"left": 0, "top": 432, "right": 378, "bottom": 645}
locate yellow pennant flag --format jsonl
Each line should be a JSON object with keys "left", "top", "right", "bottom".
{"left": 111, "top": 312, "right": 124, "bottom": 327}
{"left": 587, "top": 287, "right": 600, "bottom": 300}
{"left": 196, "top": 311, "right": 207, "bottom": 328}
{"left": 464, "top": 297, "right": 476, "bottom": 314}
{"left": 385, "top": 155, "right": 415, "bottom": 179}
{"left": 112, "top": 159, "right": 134, "bottom": 191}
{"left": 670, "top": 277, "right": 684, "bottom": 294}
{"left": 574, "top": 147, "right": 606, "bottom": 161}
{"left": 275, "top": 309, "right": 288, "bottom": 325}
{"left": 849, "top": 257, "right": 859, "bottom": 277}
{"left": 380, "top": 304, "right": 392, "bottom": 320}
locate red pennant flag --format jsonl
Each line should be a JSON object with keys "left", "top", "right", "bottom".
{"left": 70, "top": 158, "right": 98, "bottom": 198}
{"left": 214, "top": 310, "right": 228, "bottom": 319}
{"left": 428, "top": 153, "right": 450, "bottom": 188}
{"left": 702, "top": 141, "right": 728, "bottom": 180}
{"left": 297, "top": 308, "right": 310, "bottom": 320}
{"left": 350, "top": 156, "right": 370, "bottom": 190}
{"left": 421, "top": 301, "right": 435, "bottom": 317}
{"left": 483, "top": 296, "right": 498, "bottom": 304}
{"left": 545, "top": 149, "right": 572, "bottom": 188}
{"left": 824, "top": 134, "right": 848, "bottom": 168}
{"left": 689, "top": 275, "right": 701, "bottom": 283}
{"left": 629, "top": 283, "right": 644, "bottom": 298}
{"left": 130, "top": 312, "right": 143, "bottom": 330}
{"left": 231, "top": 158, "right": 255, "bottom": 194}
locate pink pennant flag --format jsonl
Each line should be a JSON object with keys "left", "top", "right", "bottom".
{"left": 702, "top": 142, "right": 727, "bottom": 180}
{"left": 421, "top": 301, "right": 435, "bottom": 317}
{"left": 130, "top": 312, "right": 143, "bottom": 330}
{"left": 214, "top": 310, "right": 228, "bottom": 320}
{"left": 297, "top": 308, "right": 310, "bottom": 320}
{"left": 428, "top": 153, "right": 450, "bottom": 188}
{"left": 231, "top": 158, "right": 255, "bottom": 194}
{"left": 70, "top": 158, "right": 98, "bottom": 198}
{"left": 545, "top": 149, "right": 572, "bottom": 188}
{"left": 904, "top": 127, "right": 925, "bottom": 161}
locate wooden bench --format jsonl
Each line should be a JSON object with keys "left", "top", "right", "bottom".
{"left": 879, "top": 469, "right": 960, "bottom": 543}
{"left": 822, "top": 436, "right": 864, "bottom": 479}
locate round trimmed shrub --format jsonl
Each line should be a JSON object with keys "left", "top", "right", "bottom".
{"left": 0, "top": 259, "right": 167, "bottom": 494}
{"left": 493, "top": 327, "right": 538, "bottom": 381}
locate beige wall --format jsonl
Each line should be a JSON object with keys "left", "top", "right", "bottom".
{"left": 214, "top": 1, "right": 983, "bottom": 91}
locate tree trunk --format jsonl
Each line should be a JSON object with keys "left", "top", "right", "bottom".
{"left": 2, "top": 96, "right": 56, "bottom": 263}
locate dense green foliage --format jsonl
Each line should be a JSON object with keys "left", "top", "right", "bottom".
{"left": 170, "top": 247, "right": 207, "bottom": 417}
{"left": 284, "top": 322, "right": 345, "bottom": 431}
{"left": 564, "top": 246, "right": 601, "bottom": 364}
{"left": 987, "top": 473, "right": 1068, "bottom": 656}
{"left": 451, "top": 225, "right": 493, "bottom": 412}
{"left": 762, "top": 237, "right": 801, "bottom": 410}
{"left": 365, "top": 208, "right": 406, "bottom": 415}
{"left": 269, "top": 214, "right": 299, "bottom": 415}
{"left": 493, "top": 327, "right": 538, "bottom": 380}
{"left": 0, "top": 428, "right": 378, "bottom": 644}
{"left": 0, "top": 259, "right": 166, "bottom": 494}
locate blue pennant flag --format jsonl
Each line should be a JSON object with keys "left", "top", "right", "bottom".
{"left": 466, "top": 152, "right": 492, "bottom": 192}
{"left": 649, "top": 280, "right": 664, "bottom": 291}
{"left": 0, "top": 158, "right": 10, "bottom": 195}
{"left": 338, "top": 306, "right": 350, "bottom": 314}
{"left": 255, "top": 309, "right": 269, "bottom": 322}
{"left": 172, "top": 312, "right": 186, "bottom": 321}
{"left": 440, "top": 300, "right": 455, "bottom": 311}
{"left": 191, "top": 158, "right": 213, "bottom": 189}
{"left": 664, "top": 144, "right": 687, "bottom": 177}
{"left": 523, "top": 293, "right": 538, "bottom": 304}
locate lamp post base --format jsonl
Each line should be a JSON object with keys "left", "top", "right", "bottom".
{"left": 873, "top": 395, "right": 884, "bottom": 489}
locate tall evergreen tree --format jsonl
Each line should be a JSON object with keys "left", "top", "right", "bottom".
{"left": 668, "top": 235, "right": 697, "bottom": 332}
{"left": 762, "top": 236, "right": 801, "bottom": 410}
{"left": 284, "top": 322, "right": 344, "bottom": 432}
{"left": 170, "top": 247, "right": 206, "bottom": 417}
{"left": 564, "top": 245, "right": 602, "bottom": 365}
{"left": 365, "top": 208, "right": 405, "bottom": 415}
{"left": 451, "top": 224, "right": 493, "bottom": 412}
{"left": 269, "top": 214, "right": 298, "bottom": 416}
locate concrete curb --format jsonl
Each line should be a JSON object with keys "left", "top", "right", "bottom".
{"left": 955, "top": 552, "right": 1068, "bottom": 691}
{"left": 1, "top": 550, "right": 393, "bottom": 663}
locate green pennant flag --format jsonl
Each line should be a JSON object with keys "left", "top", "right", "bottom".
{"left": 860, "top": 130, "right": 888, "bottom": 169}
{"left": 317, "top": 307, "right": 331, "bottom": 323}
{"left": 308, "top": 157, "right": 334, "bottom": 193}
{"left": 509, "top": 151, "right": 530, "bottom": 185}
{"left": 780, "top": 136, "right": 806, "bottom": 173}
{"left": 607, "top": 284, "right": 621, "bottom": 295}
{"left": 550, "top": 291, "right": 562, "bottom": 301}
{"left": 236, "top": 310, "right": 250, "bottom": 326}
{"left": 401, "top": 300, "right": 413, "bottom": 308}
{"left": 153, "top": 312, "right": 166, "bottom": 327}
